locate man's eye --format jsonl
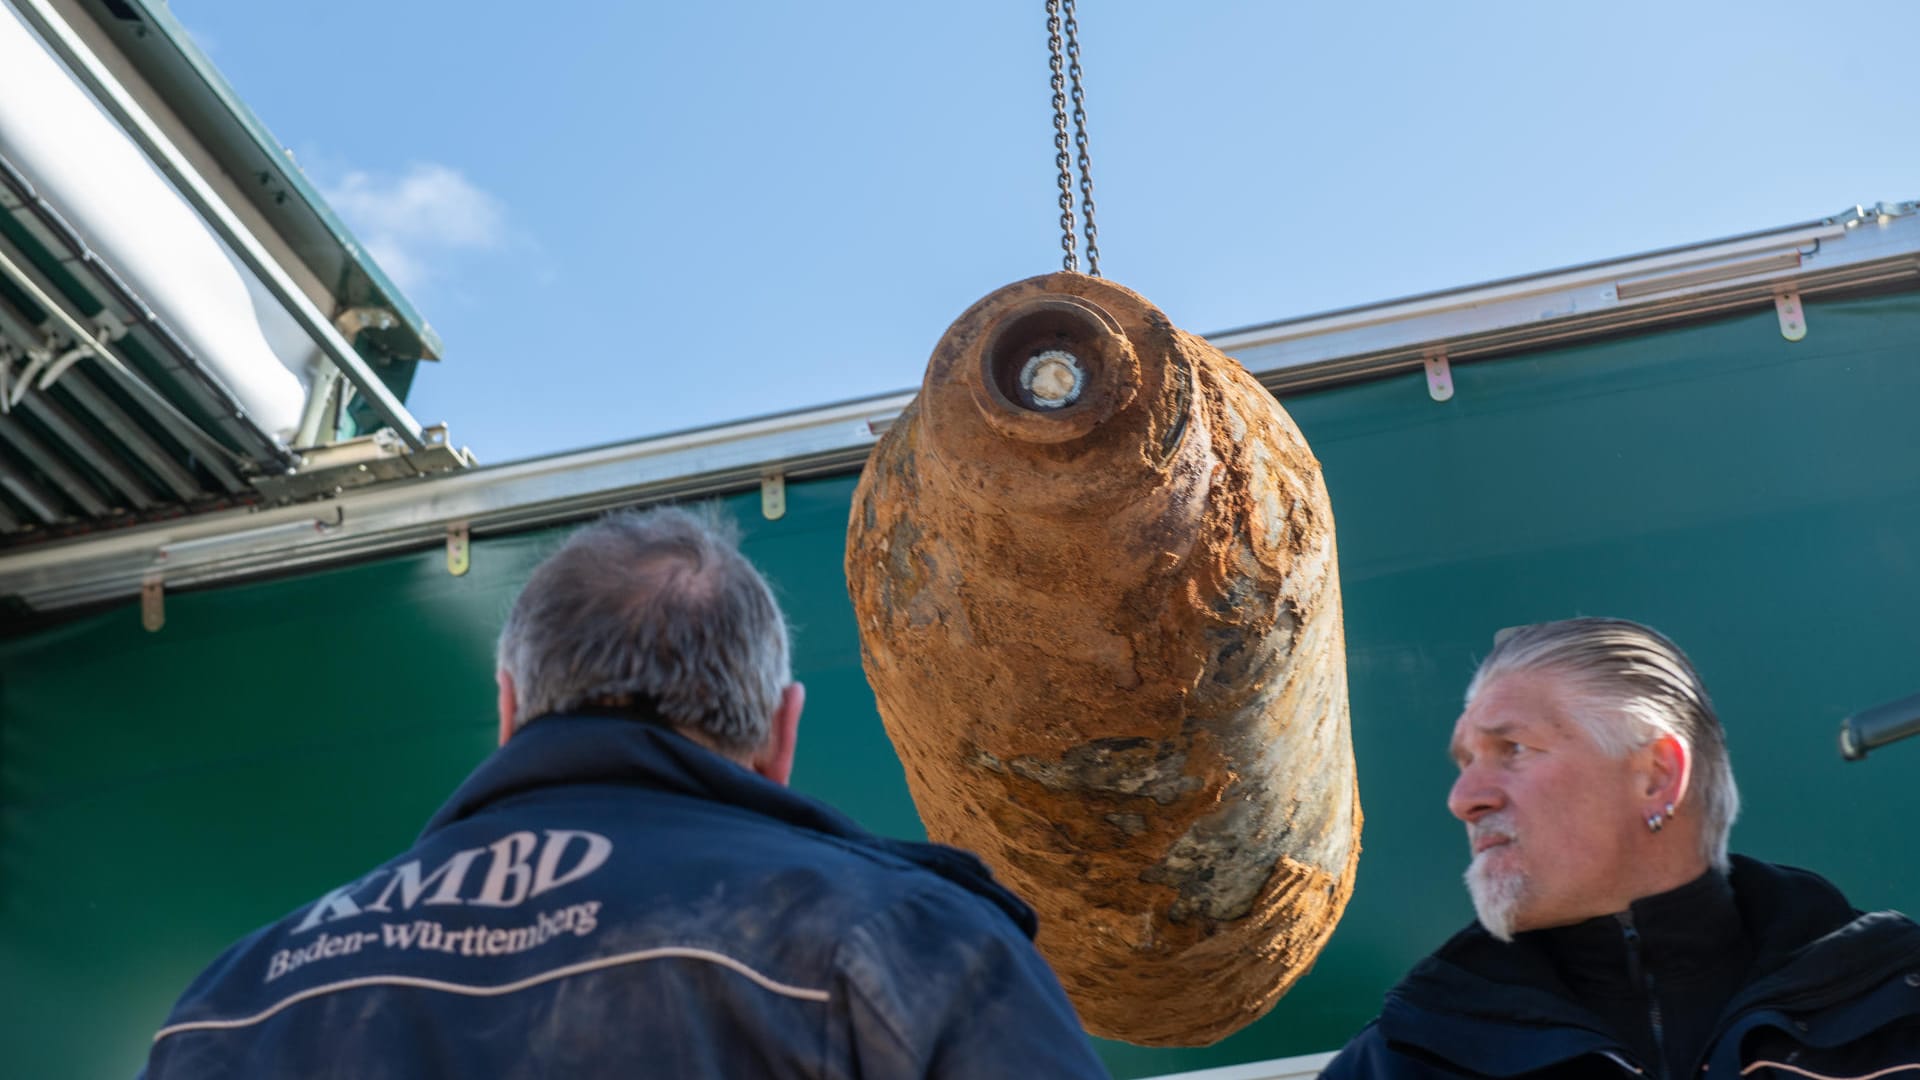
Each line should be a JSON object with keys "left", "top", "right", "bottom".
{"left": 1503, "top": 741, "right": 1527, "bottom": 759}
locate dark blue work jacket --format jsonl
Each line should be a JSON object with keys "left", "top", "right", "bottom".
{"left": 142, "top": 713, "right": 1109, "bottom": 1079}
{"left": 1322, "top": 858, "right": 1920, "bottom": 1079}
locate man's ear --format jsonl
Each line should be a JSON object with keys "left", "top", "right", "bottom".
{"left": 1642, "top": 733, "right": 1691, "bottom": 809}
{"left": 496, "top": 670, "right": 518, "bottom": 748}
{"left": 748, "top": 682, "right": 805, "bottom": 786}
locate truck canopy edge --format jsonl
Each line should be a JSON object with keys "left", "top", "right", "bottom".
{"left": 2, "top": 202, "right": 1915, "bottom": 617}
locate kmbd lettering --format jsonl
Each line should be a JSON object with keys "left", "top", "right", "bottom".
{"left": 292, "top": 829, "right": 611, "bottom": 933}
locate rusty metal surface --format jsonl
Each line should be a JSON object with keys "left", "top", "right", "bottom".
{"left": 846, "top": 273, "right": 1360, "bottom": 1046}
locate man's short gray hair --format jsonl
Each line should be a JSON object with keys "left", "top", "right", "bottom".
{"left": 496, "top": 505, "right": 791, "bottom": 755}
{"left": 1466, "top": 617, "right": 1739, "bottom": 871}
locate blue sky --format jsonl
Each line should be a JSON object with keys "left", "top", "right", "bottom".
{"left": 173, "top": 1, "right": 1920, "bottom": 465}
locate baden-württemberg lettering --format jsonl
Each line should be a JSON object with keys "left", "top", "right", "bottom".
{"left": 263, "top": 901, "right": 603, "bottom": 983}
{"left": 265, "top": 931, "right": 380, "bottom": 981}
{"left": 379, "top": 901, "right": 602, "bottom": 956}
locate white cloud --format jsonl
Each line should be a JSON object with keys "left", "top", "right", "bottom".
{"left": 321, "top": 163, "right": 505, "bottom": 292}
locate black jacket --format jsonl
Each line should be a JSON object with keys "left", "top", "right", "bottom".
{"left": 143, "top": 714, "right": 1109, "bottom": 1079}
{"left": 1323, "top": 857, "right": 1920, "bottom": 1079}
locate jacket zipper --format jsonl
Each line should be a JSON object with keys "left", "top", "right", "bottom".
{"left": 1617, "top": 912, "right": 1668, "bottom": 1079}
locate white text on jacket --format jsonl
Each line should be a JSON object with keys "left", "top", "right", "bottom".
{"left": 292, "top": 829, "right": 612, "bottom": 933}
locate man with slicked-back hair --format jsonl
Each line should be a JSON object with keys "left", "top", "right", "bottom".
{"left": 1325, "top": 617, "right": 1920, "bottom": 1080}
{"left": 144, "top": 505, "right": 1109, "bottom": 1079}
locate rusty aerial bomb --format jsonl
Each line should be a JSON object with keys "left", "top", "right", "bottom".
{"left": 845, "top": 273, "right": 1361, "bottom": 1046}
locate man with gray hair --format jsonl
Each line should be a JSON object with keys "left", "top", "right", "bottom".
{"left": 143, "top": 505, "right": 1110, "bottom": 1079}
{"left": 1324, "top": 617, "right": 1920, "bottom": 1080}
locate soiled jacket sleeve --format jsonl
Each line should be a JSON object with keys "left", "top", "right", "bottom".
{"left": 834, "top": 881, "right": 1110, "bottom": 1078}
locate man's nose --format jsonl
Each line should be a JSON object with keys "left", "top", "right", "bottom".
{"left": 1447, "top": 767, "right": 1505, "bottom": 823}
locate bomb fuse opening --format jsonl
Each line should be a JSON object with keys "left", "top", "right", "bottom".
{"left": 973, "top": 294, "right": 1132, "bottom": 443}
{"left": 983, "top": 301, "right": 1109, "bottom": 415}
{"left": 1021, "top": 350, "right": 1085, "bottom": 408}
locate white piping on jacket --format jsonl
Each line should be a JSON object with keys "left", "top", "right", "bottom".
{"left": 1601, "top": 1049, "right": 1645, "bottom": 1074}
{"left": 152, "top": 946, "right": 831, "bottom": 1043}
{"left": 1741, "top": 1062, "right": 1920, "bottom": 1079}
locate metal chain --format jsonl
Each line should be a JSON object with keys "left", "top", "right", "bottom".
{"left": 1063, "top": 0, "right": 1099, "bottom": 276}
{"left": 1046, "top": 0, "right": 1078, "bottom": 272}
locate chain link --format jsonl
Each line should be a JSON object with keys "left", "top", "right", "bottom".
{"left": 1063, "top": 0, "right": 1099, "bottom": 276}
{"left": 1046, "top": 0, "right": 1078, "bottom": 273}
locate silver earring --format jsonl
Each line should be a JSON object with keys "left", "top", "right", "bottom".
{"left": 1645, "top": 802, "right": 1675, "bottom": 834}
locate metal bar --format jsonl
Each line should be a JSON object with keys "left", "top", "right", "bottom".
{"left": 0, "top": 391, "right": 911, "bottom": 608}
{"left": 10, "top": 0, "right": 427, "bottom": 450}
{"left": 0, "top": 238, "right": 252, "bottom": 489}
{"left": 0, "top": 412, "right": 112, "bottom": 516}
{"left": 85, "top": 355, "right": 246, "bottom": 494}
{"left": 1838, "top": 689, "right": 1920, "bottom": 761}
{"left": 0, "top": 302, "right": 46, "bottom": 407}
{"left": 1254, "top": 255, "right": 1920, "bottom": 399}
{"left": 0, "top": 158, "right": 292, "bottom": 466}
{"left": 1230, "top": 212, "right": 1920, "bottom": 394}
{"left": 1209, "top": 220, "right": 1851, "bottom": 351}
{"left": 1142, "top": 1049, "right": 1337, "bottom": 1080}
{"left": 0, "top": 492, "right": 21, "bottom": 532}
{"left": 0, "top": 272, "right": 46, "bottom": 343}
{"left": 291, "top": 367, "right": 341, "bottom": 448}
{"left": 16, "top": 390, "right": 157, "bottom": 509}
{"left": 58, "top": 368, "right": 204, "bottom": 501}
{"left": 1614, "top": 249, "right": 1805, "bottom": 300}
{"left": 0, "top": 455, "right": 63, "bottom": 524}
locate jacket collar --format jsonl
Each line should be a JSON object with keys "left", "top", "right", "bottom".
{"left": 1721, "top": 858, "right": 1920, "bottom": 1016}
{"left": 1378, "top": 856, "right": 1920, "bottom": 1076}
{"left": 1532, "top": 868, "right": 1747, "bottom": 1002}
{"left": 421, "top": 712, "right": 1041, "bottom": 938}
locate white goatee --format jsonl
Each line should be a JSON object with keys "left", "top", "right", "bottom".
{"left": 1464, "top": 813, "right": 1526, "bottom": 942}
